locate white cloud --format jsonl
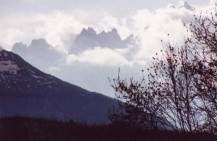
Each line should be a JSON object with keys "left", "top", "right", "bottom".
{"left": 0, "top": 11, "right": 86, "bottom": 52}
{"left": 0, "top": 2, "right": 194, "bottom": 52}
{"left": 0, "top": 1, "right": 212, "bottom": 97}
{"left": 210, "top": 0, "right": 217, "bottom": 5}
{"left": 66, "top": 47, "right": 132, "bottom": 66}
{"left": 132, "top": 6, "right": 194, "bottom": 61}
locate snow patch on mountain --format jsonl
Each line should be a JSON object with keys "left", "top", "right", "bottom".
{"left": 0, "top": 60, "right": 19, "bottom": 74}
{"left": 0, "top": 49, "right": 119, "bottom": 124}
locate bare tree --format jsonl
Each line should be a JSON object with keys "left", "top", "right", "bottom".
{"left": 188, "top": 11, "right": 217, "bottom": 133}
{"left": 110, "top": 71, "right": 165, "bottom": 129}
{"left": 110, "top": 5, "right": 217, "bottom": 135}
{"left": 111, "top": 41, "right": 201, "bottom": 131}
{"left": 149, "top": 42, "right": 201, "bottom": 131}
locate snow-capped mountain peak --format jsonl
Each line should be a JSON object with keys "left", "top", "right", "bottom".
{"left": 0, "top": 51, "right": 20, "bottom": 74}
{"left": 0, "top": 60, "right": 19, "bottom": 74}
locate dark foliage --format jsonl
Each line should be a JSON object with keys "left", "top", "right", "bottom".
{"left": 0, "top": 117, "right": 215, "bottom": 141}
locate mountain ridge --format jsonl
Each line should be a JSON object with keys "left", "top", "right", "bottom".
{"left": 0, "top": 49, "right": 117, "bottom": 123}
{"left": 70, "top": 27, "right": 134, "bottom": 53}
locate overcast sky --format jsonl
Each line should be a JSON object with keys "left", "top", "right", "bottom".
{"left": 1, "top": 0, "right": 209, "bottom": 16}
{"left": 0, "top": 0, "right": 214, "bottom": 97}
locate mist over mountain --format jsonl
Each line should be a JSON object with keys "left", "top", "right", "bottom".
{"left": 177, "top": 1, "right": 195, "bottom": 10}
{"left": 0, "top": 49, "right": 173, "bottom": 130}
{"left": 11, "top": 29, "right": 137, "bottom": 97}
{"left": 1, "top": 1, "right": 216, "bottom": 140}
{"left": 69, "top": 27, "right": 135, "bottom": 54}
{"left": 6, "top": 1, "right": 200, "bottom": 97}
{"left": 12, "top": 39, "right": 64, "bottom": 70}
{"left": 0, "top": 49, "right": 117, "bottom": 123}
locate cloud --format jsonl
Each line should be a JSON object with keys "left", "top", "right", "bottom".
{"left": 0, "top": 1, "right": 212, "bottom": 97}
{"left": 50, "top": 58, "right": 143, "bottom": 97}
{"left": 210, "top": 0, "right": 217, "bottom": 5}
{"left": 0, "top": 11, "right": 86, "bottom": 52}
{"left": 0, "top": 2, "right": 195, "bottom": 52}
{"left": 132, "top": 6, "right": 194, "bottom": 61}
{"left": 66, "top": 47, "right": 132, "bottom": 66}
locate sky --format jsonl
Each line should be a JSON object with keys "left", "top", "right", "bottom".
{"left": 0, "top": 0, "right": 209, "bottom": 11}
{"left": 0, "top": 0, "right": 214, "bottom": 97}
{"left": 0, "top": 0, "right": 209, "bottom": 16}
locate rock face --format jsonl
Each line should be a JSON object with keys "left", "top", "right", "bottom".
{"left": 0, "top": 49, "right": 117, "bottom": 124}
{"left": 70, "top": 27, "right": 134, "bottom": 53}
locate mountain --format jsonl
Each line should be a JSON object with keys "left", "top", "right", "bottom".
{"left": 12, "top": 39, "right": 64, "bottom": 70}
{"left": 0, "top": 49, "right": 173, "bottom": 128}
{"left": 70, "top": 27, "right": 134, "bottom": 53}
{"left": 178, "top": 1, "right": 194, "bottom": 10}
{"left": 169, "top": 1, "right": 195, "bottom": 11}
{"left": 0, "top": 49, "right": 117, "bottom": 123}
